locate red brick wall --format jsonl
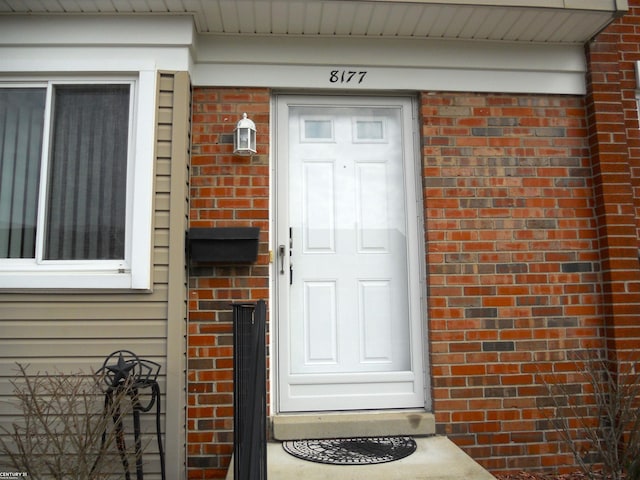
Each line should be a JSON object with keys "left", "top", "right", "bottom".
{"left": 187, "top": 57, "right": 640, "bottom": 476}
{"left": 422, "top": 92, "right": 605, "bottom": 472}
{"left": 593, "top": 0, "right": 640, "bottom": 244}
{"left": 586, "top": 0, "right": 640, "bottom": 360}
{"left": 188, "top": 88, "right": 270, "bottom": 479}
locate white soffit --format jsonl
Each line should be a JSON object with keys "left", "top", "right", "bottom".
{"left": 0, "top": 0, "right": 627, "bottom": 44}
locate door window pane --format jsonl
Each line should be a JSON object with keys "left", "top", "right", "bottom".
{"left": 0, "top": 88, "right": 46, "bottom": 258}
{"left": 303, "top": 119, "right": 333, "bottom": 140}
{"left": 355, "top": 120, "right": 384, "bottom": 141}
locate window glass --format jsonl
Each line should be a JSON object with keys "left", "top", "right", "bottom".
{"left": 45, "top": 85, "right": 129, "bottom": 260}
{"left": 356, "top": 120, "right": 384, "bottom": 140}
{"left": 304, "top": 119, "right": 333, "bottom": 140}
{"left": 0, "top": 88, "right": 46, "bottom": 258}
{"left": 0, "top": 83, "right": 131, "bottom": 261}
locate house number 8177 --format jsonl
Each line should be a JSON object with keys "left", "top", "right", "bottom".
{"left": 330, "top": 70, "right": 367, "bottom": 84}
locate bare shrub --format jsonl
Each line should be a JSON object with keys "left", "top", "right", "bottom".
{"left": 541, "top": 352, "right": 640, "bottom": 480}
{"left": 0, "top": 364, "right": 140, "bottom": 479}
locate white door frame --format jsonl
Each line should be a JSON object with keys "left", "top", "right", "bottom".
{"left": 272, "top": 93, "right": 429, "bottom": 414}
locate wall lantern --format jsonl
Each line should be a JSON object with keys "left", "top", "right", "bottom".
{"left": 233, "top": 112, "right": 257, "bottom": 155}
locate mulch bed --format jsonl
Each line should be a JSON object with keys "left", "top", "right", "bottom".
{"left": 495, "top": 473, "right": 624, "bottom": 480}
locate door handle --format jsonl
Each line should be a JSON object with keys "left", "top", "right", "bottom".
{"left": 278, "top": 244, "right": 286, "bottom": 274}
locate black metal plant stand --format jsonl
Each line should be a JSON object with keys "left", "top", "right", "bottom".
{"left": 96, "top": 350, "right": 166, "bottom": 480}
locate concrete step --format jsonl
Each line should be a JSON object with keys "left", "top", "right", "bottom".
{"left": 227, "top": 436, "right": 496, "bottom": 480}
{"left": 272, "top": 411, "right": 436, "bottom": 440}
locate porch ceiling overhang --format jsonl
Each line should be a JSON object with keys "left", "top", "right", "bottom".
{"left": 0, "top": 0, "right": 628, "bottom": 45}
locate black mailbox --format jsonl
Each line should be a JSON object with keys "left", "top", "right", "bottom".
{"left": 188, "top": 227, "right": 260, "bottom": 264}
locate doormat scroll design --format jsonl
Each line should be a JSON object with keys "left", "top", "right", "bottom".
{"left": 282, "top": 436, "right": 417, "bottom": 465}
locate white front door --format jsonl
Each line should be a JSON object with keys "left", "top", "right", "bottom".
{"left": 276, "top": 95, "right": 425, "bottom": 412}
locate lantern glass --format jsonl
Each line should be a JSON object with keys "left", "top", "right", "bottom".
{"left": 234, "top": 113, "right": 257, "bottom": 155}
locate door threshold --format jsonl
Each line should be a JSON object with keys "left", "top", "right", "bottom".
{"left": 271, "top": 410, "right": 435, "bottom": 440}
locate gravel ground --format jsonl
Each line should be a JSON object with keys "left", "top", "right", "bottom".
{"left": 495, "top": 472, "right": 624, "bottom": 480}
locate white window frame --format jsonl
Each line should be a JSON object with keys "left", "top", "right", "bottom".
{"left": 0, "top": 73, "right": 156, "bottom": 290}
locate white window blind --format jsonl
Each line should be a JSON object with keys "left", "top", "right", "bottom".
{"left": 0, "top": 88, "right": 45, "bottom": 258}
{"left": 45, "top": 85, "right": 129, "bottom": 261}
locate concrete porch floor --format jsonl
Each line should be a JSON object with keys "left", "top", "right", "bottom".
{"left": 226, "top": 436, "right": 496, "bottom": 480}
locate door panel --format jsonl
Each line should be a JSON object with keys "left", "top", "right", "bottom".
{"left": 277, "top": 96, "right": 424, "bottom": 412}
{"left": 360, "top": 280, "right": 393, "bottom": 362}
{"left": 304, "top": 281, "right": 337, "bottom": 366}
{"left": 303, "top": 161, "right": 335, "bottom": 252}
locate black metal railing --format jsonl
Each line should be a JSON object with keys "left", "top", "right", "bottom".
{"left": 233, "top": 300, "right": 267, "bottom": 480}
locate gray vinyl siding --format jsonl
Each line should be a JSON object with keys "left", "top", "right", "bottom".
{"left": 0, "top": 71, "right": 190, "bottom": 479}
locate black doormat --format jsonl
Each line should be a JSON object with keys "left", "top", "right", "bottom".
{"left": 282, "top": 436, "right": 417, "bottom": 465}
